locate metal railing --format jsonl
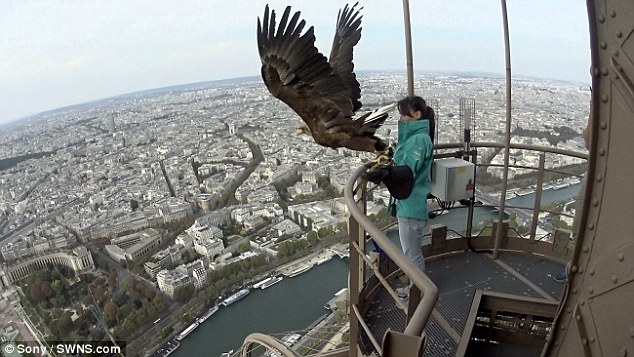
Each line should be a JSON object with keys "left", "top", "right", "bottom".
{"left": 435, "top": 142, "right": 587, "bottom": 243}
{"left": 345, "top": 165, "right": 439, "bottom": 356}
{"left": 342, "top": 141, "right": 587, "bottom": 356}
{"left": 238, "top": 142, "right": 587, "bottom": 357}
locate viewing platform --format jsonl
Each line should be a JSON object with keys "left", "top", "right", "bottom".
{"left": 360, "top": 250, "right": 565, "bottom": 356}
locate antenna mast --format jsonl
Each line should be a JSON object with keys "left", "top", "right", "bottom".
{"left": 402, "top": 0, "right": 414, "bottom": 96}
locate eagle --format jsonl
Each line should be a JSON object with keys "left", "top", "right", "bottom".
{"left": 257, "top": 3, "right": 393, "bottom": 155}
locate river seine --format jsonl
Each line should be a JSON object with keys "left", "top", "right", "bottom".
{"left": 171, "top": 258, "right": 349, "bottom": 357}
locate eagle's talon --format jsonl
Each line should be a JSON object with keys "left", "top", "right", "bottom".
{"left": 366, "top": 152, "right": 393, "bottom": 169}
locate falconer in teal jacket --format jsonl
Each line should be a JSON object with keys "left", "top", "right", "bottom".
{"left": 391, "top": 118, "right": 433, "bottom": 220}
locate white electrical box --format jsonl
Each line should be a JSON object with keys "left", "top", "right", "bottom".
{"left": 430, "top": 158, "right": 475, "bottom": 201}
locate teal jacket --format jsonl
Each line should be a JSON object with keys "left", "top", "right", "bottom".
{"left": 391, "top": 119, "right": 433, "bottom": 220}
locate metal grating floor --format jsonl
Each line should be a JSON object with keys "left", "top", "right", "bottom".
{"left": 361, "top": 250, "right": 566, "bottom": 356}
{"left": 497, "top": 251, "right": 566, "bottom": 299}
{"left": 429, "top": 252, "right": 546, "bottom": 333}
{"left": 423, "top": 316, "right": 457, "bottom": 356}
{"left": 360, "top": 279, "right": 407, "bottom": 355}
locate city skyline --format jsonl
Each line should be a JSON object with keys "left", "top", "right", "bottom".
{"left": 1, "top": 0, "right": 591, "bottom": 125}
{"left": 0, "top": 71, "right": 591, "bottom": 355}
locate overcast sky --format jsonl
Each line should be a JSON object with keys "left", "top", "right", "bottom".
{"left": 0, "top": 1, "right": 591, "bottom": 125}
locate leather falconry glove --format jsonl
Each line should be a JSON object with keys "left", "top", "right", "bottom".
{"left": 364, "top": 165, "right": 414, "bottom": 199}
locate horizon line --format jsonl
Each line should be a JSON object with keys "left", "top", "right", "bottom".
{"left": 1, "top": 70, "right": 591, "bottom": 128}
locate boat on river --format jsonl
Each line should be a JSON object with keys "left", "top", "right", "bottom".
{"left": 222, "top": 288, "right": 250, "bottom": 306}
{"left": 260, "top": 276, "right": 283, "bottom": 289}
{"left": 198, "top": 305, "right": 219, "bottom": 323}
{"left": 287, "top": 264, "right": 312, "bottom": 277}
{"left": 176, "top": 321, "right": 200, "bottom": 341}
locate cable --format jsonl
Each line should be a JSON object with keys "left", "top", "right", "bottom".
{"left": 434, "top": 197, "right": 455, "bottom": 211}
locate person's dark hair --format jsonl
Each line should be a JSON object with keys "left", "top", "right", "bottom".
{"left": 397, "top": 96, "right": 435, "bottom": 143}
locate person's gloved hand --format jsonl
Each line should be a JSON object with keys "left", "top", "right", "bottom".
{"left": 364, "top": 165, "right": 414, "bottom": 199}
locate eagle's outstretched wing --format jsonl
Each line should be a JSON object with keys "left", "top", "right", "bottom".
{"left": 257, "top": 5, "right": 388, "bottom": 153}
{"left": 329, "top": 2, "right": 363, "bottom": 113}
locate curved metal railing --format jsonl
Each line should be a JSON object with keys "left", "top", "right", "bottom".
{"left": 236, "top": 142, "right": 587, "bottom": 357}
{"left": 349, "top": 166, "right": 441, "bottom": 329}
{"left": 342, "top": 141, "right": 587, "bottom": 356}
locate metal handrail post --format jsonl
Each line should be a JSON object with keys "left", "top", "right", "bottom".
{"left": 530, "top": 153, "right": 546, "bottom": 241}
{"left": 466, "top": 149, "right": 478, "bottom": 239}
{"left": 493, "top": 0, "right": 513, "bottom": 259}
{"left": 347, "top": 203, "right": 363, "bottom": 357}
